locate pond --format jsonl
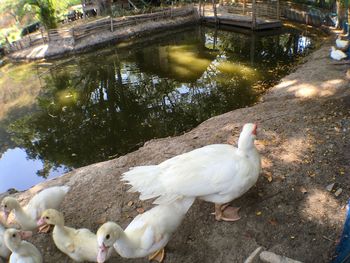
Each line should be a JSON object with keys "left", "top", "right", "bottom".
{"left": 0, "top": 24, "right": 316, "bottom": 193}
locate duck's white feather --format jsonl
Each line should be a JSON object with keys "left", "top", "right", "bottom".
{"left": 25, "top": 186, "right": 70, "bottom": 220}
{"left": 0, "top": 224, "right": 10, "bottom": 259}
{"left": 4, "top": 229, "right": 42, "bottom": 263}
{"left": 8, "top": 241, "right": 42, "bottom": 263}
{"left": 97, "top": 198, "right": 194, "bottom": 261}
{"left": 123, "top": 143, "right": 260, "bottom": 205}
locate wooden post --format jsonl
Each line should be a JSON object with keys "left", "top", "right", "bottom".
{"left": 40, "top": 28, "right": 45, "bottom": 44}
{"left": 110, "top": 16, "right": 114, "bottom": 32}
{"left": 276, "top": 0, "right": 280, "bottom": 20}
{"left": 243, "top": 0, "right": 247, "bottom": 15}
{"left": 212, "top": 0, "right": 218, "bottom": 24}
{"left": 252, "top": 0, "right": 257, "bottom": 29}
{"left": 28, "top": 33, "right": 32, "bottom": 46}
{"left": 71, "top": 28, "right": 75, "bottom": 46}
{"left": 199, "top": 0, "right": 202, "bottom": 18}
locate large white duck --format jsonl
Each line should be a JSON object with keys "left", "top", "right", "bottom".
{"left": 0, "top": 223, "right": 11, "bottom": 260}
{"left": 96, "top": 197, "right": 194, "bottom": 263}
{"left": 37, "top": 209, "right": 113, "bottom": 262}
{"left": 330, "top": 46, "right": 347, "bottom": 61}
{"left": 1, "top": 186, "right": 70, "bottom": 231}
{"left": 336, "top": 36, "right": 349, "bottom": 51}
{"left": 4, "top": 228, "right": 42, "bottom": 263}
{"left": 122, "top": 123, "right": 261, "bottom": 222}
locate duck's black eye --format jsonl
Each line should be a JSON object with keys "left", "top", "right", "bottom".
{"left": 45, "top": 216, "right": 50, "bottom": 220}
{"left": 106, "top": 234, "right": 110, "bottom": 240}
{"left": 4, "top": 205, "right": 7, "bottom": 208}
{"left": 12, "top": 234, "right": 16, "bottom": 238}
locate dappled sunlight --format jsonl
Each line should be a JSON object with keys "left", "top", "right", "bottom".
{"left": 301, "top": 188, "right": 343, "bottom": 225}
{"left": 279, "top": 137, "right": 304, "bottom": 163}
{"left": 57, "top": 89, "right": 79, "bottom": 105}
{"left": 215, "top": 61, "right": 259, "bottom": 80}
{"left": 27, "top": 45, "right": 49, "bottom": 59}
{"left": 0, "top": 62, "right": 42, "bottom": 120}
{"left": 274, "top": 77, "right": 347, "bottom": 99}
{"left": 167, "top": 45, "right": 212, "bottom": 80}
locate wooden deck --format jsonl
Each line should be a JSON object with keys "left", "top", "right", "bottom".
{"left": 201, "top": 6, "right": 282, "bottom": 30}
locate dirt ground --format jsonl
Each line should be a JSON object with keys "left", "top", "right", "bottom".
{"left": 1, "top": 34, "right": 350, "bottom": 263}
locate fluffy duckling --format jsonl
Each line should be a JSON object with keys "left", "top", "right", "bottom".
{"left": 330, "top": 46, "right": 347, "bottom": 61}
{"left": 1, "top": 186, "right": 70, "bottom": 231}
{"left": 4, "top": 228, "right": 42, "bottom": 263}
{"left": 0, "top": 223, "right": 11, "bottom": 260}
{"left": 37, "top": 209, "right": 112, "bottom": 262}
{"left": 96, "top": 197, "right": 194, "bottom": 263}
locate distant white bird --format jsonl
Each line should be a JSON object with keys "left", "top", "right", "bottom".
{"left": 1, "top": 186, "right": 70, "bottom": 231}
{"left": 122, "top": 123, "right": 261, "bottom": 222}
{"left": 4, "top": 228, "right": 42, "bottom": 263}
{"left": 336, "top": 36, "right": 349, "bottom": 51}
{"left": 330, "top": 46, "right": 347, "bottom": 61}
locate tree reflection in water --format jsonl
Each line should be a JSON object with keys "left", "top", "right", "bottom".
{"left": 8, "top": 25, "right": 314, "bottom": 178}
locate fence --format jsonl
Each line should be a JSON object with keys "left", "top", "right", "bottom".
{"left": 224, "top": 0, "right": 280, "bottom": 20}
{"left": 5, "top": 6, "right": 195, "bottom": 54}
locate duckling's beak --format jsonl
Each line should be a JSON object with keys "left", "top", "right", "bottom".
{"left": 1, "top": 209, "right": 9, "bottom": 222}
{"left": 37, "top": 217, "right": 45, "bottom": 227}
{"left": 19, "top": 230, "right": 33, "bottom": 240}
{"left": 97, "top": 243, "right": 108, "bottom": 263}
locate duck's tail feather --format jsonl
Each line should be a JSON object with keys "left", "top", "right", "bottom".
{"left": 122, "top": 165, "right": 164, "bottom": 201}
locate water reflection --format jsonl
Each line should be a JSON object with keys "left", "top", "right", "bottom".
{"left": 0, "top": 25, "right": 315, "bottom": 192}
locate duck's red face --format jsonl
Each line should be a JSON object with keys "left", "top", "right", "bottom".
{"left": 252, "top": 124, "right": 257, "bottom": 136}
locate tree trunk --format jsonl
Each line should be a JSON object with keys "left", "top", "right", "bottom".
{"left": 95, "top": 0, "right": 112, "bottom": 16}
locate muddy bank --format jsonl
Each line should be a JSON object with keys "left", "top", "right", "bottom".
{"left": 2, "top": 35, "right": 350, "bottom": 263}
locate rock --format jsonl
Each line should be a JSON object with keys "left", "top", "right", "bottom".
{"left": 244, "top": 246, "right": 265, "bottom": 263}
{"left": 334, "top": 188, "right": 343, "bottom": 197}
{"left": 260, "top": 251, "right": 303, "bottom": 263}
{"left": 326, "top": 183, "right": 335, "bottom": 192}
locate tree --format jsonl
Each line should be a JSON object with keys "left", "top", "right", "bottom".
{"left": 26, "top": 0, "right": 57, "bottom": 29}
{"left": 0, "top": 0, "right": 27, "bottom": 23}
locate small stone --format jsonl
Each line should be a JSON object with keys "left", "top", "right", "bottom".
{"left": 326, "top": 183, "right": 335, "bottom": 192}
{"left": 127, "top": 201, "right": 134, "bottom": 207}
{"left": 244, "top": 246, "right": 265, "bottom": 263}
{"left": 136, "top": 207, "right": 145, "bottom": 214}
{"left": 260, "top": 251, "right": 303, "bottom": 263}
{"left": 334, "top": 188, "right": 343, "bottom": 197}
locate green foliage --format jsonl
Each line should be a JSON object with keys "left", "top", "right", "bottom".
{"left": 26, "top": 0, "right": 57, "bottom": 29}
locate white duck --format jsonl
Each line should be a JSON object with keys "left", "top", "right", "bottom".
{"left": 96, "top": 197, "right": 194, "bottom": 263}
{"left": 0, "top": 223, "right": 11, "bottom": 260}
{"left": 37, "top": 209, "right": 112, "bottom": 262}
{"left": 4, "top": 228, "right": 42, "bottom": 263}
{"left": 122, "top": 123, "right": 261, "bottom": 222}
{"left": 336, "top": 36, "right": 349, "bottom": 51}
{"left": 330, "top": 46, "right": 347, "bottom": 61}
{"left": 1, "top": 186, "right": 70, "bottom": 231}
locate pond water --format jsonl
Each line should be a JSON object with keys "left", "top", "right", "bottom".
{"left": 0, "top": 25, "right": 316, "bottom": 193}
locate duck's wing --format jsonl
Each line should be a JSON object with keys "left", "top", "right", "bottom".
{"left": 25, "top": 186, "right": 69, "bottom": 219}
{"left": 124, "top": 145, "right": 249, "bottom": 202}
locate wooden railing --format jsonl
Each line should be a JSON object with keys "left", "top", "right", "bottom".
{"left": 5, "top": 6, "right": 195, "bottom": 54}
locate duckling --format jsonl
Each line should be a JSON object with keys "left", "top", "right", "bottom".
{"left": 0, "top": 223, "right": 11, "bottom": 260}
{"left": 1, "top": 186, "right": 70, "bottom": 231}
{"left": 96, "top": 197, "right": 194, "bottom": 263}
{"left": 37, "top": 209, "right": 112, "bottom": 262}
{"left": 4, "top": 228, "right": 42, "bottom": 263}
